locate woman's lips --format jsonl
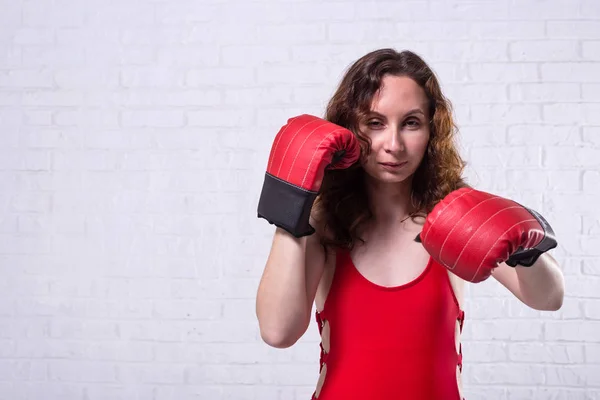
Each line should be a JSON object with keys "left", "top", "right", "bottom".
{"left": 380, "top": 161, "right": 407, "bottom": 167}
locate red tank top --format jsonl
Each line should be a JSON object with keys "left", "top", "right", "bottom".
{"left": 312, "top": 248, "right": 465, "bottom": 400}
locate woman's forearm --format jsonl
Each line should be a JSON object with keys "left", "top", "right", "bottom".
{"left": 514, "top": 252, "right": 565, "bottom": 311}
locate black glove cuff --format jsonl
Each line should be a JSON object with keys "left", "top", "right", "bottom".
{"left": 506, "top": 248, "right": 544, "bottom": 267}
{"left": 257, "top": 172, "right": 317, "bottom": 238}
{"left": 506, "top": 206, "right": 558, "bottom": 268}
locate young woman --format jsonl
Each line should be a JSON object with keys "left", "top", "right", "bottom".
{"left": 256, "top": 48, "right": 564, "bottom": 400}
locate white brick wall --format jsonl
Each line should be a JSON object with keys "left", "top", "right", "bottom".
{"left": 0, "top": 0, "right": 598, "bottom": 399}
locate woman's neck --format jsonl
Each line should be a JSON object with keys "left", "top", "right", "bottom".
{"left": 364, "top": 176, "right": 416, "bottom": 227}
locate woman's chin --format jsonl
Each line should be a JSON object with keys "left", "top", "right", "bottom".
{"left": 365, "top": 171, "right": 411, "bottom": 185}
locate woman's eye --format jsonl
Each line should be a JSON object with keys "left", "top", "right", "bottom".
{"left": 367, "top": 120, "right": 383, "bottom": 128}
{"left": 405, "top": 119, "right": 420, "bottom": 128}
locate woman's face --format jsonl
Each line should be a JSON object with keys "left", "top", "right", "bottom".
{"left": 358, "top": 75, "right": 431, "bottom": 185}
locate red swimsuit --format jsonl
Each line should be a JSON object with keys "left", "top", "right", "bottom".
{"left": 312, "top": 248, "right": 465, "bottom": 400}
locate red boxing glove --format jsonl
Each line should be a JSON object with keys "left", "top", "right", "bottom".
{"left": 257, "top": 114, "right": 360, "bottom": 237}
{"left": 416, "top": 188, "right": 557, "bottom": 283}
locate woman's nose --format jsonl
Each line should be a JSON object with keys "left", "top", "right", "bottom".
{"left": 383, "top": 127, "right": 404, "bottom": 153}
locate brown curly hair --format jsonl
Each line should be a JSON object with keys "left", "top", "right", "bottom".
{"left": 313, "top": 48, "right": 469, "bottom": 254}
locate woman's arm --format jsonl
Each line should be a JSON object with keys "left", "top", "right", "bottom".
{"left": 256, "top": 217, "right": 327, "bottom": 348}
{"left": 492, "top": 252, "right": 565, "bottom": 311}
